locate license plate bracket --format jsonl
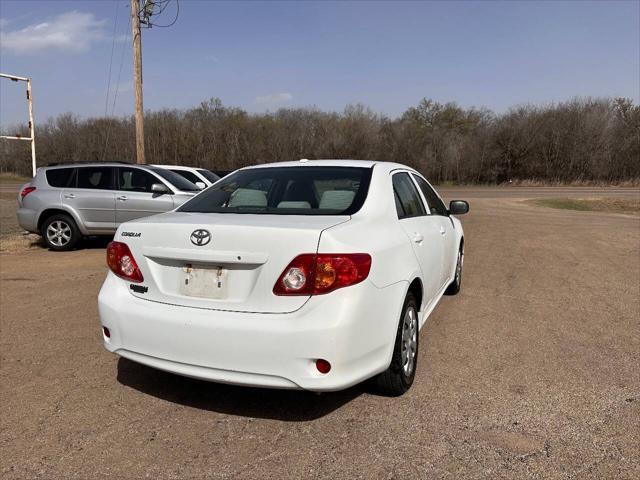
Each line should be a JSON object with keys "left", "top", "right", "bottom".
{"left": 180, "top": 264, "right": 228, "bottom": 299}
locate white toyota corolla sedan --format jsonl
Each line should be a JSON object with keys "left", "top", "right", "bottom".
{"left": 98, "top": 160, "right": 468, "bottom": 395}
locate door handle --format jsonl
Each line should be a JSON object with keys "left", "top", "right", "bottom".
{"left": 117, "top": 195, "right": 127, "bottom": 201}
{"left": 63, "top": 193, "right": 75, "bottom": 199}
{"left": 439, "top": 226, "right": 446, "bottom": 236}
{"left": 413, "top": 233, "right": 424, "bottom": 244}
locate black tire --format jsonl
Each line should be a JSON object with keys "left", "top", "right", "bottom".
{"left": 445, "top": 243, "right": 464, "bottom": 296}
{"left": 41, "top": 214, "right": 81, "bottom": 251}
{"left": 374, "top": 292, "right": 419, "bottom": 396}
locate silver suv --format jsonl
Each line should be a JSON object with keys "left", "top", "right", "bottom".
{"left": 17, "top": 162, "right": 200, "bottom": 250}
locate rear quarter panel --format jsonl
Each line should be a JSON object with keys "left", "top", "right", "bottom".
{"left": 317, "top": 165, "right": 424, "bottom": 354}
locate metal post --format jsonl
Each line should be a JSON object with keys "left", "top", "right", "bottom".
{"left": 27, "top": 78, "right": 37, "bottom": 177}
{"left": 131, "top": 0, "right": 146, "bottom": 164}
{"left": 0, "top": 73, "right": 37, "bottom": 177}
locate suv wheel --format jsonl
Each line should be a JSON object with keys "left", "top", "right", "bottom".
{"left": 374, "top": 292, "right": 419, "bottom": 396}
{"left": 42, "top": 214, "right": 80, "bottom": 251}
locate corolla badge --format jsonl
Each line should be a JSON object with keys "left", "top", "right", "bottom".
{"left": 190, "top": 229, "right": 211, "bottom": 246}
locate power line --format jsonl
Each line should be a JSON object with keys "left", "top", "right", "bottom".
{"left": 103, "top": 0, "right": 120, "bottom": 117}
{"left": 139, "top": 0, "right": 180, "bottom": 29}
{"left": 102, "top": 9, "right": 132, "bottom": 161}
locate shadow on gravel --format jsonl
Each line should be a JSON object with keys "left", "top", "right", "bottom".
{"left": 116, "top": 357, "right": 363, "bottom": 421}
{"left": 80, "top": 236, "right": 113, "bottom": 249}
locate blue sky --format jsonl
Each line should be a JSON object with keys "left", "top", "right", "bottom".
{"left": 1, "top": 0, "right": 638, "bottom": 128}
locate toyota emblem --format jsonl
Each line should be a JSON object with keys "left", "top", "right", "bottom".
{"left": 190, "top": 229, "right": 211, "bottom": 246}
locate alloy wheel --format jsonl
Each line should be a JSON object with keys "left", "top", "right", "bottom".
{"left": 401, "top": 306, "right": 418, "bottom": 376}
{"left": 46, "top": 220, "right": 72, "bottom": 247}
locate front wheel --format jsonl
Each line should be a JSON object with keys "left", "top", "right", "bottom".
{"left": 374, "top": 292, "right": 419, "bottom": 396}
{"left": 41, "top": 214, "right": 80, "bottom": 251}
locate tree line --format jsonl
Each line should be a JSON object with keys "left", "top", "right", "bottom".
{"left": 1, "top": 96, "right": 638, "bottom": 183}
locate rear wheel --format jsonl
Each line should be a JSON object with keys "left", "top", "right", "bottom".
{"left": 374, "top": 292, "right": 419, "bottom": 396}
{"left": 445, "top": 243, "right": 464, "bottom": 295}
{"left": 42, "top": 214, "right": 80, "bottom": 251}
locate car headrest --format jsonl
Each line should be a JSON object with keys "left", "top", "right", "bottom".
{"left": 277, "top": 201, "right": 311, "bottom": 209}
{"left": 319, "top": 190, "right": 355, "bottom": 210}
{"left": 228, "top": 188, "right": 268, "bottom": 207}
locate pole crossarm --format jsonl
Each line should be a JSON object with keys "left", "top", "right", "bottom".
{"left": 0, "top": 73, "right": 29, "bottom": 82}
{"left": 0, "top": 135, "right": 33, "bottom": 141}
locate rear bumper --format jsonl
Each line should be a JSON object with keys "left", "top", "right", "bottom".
{"left": 17, "top": 207, "right": 38, "bottom": 233}
{"left": 98, "top": 272, "right": 407, "bottom": 391}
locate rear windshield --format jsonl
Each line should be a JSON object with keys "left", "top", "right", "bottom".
{"left": 178, "top": 166, "right": 372, "bottom": 215}
{"left": 148, "top": 167, "right": 201, "bottom": 192}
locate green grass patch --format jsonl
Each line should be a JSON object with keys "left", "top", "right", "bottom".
{"left": 530, "top": 197, "right": 640, "bottom": 214}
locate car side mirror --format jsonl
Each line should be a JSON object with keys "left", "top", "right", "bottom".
{"left": 195, "top": 181, "right": 206, "bottom": 190}
{"left": 151, "top": 183, "right": 170, "bottom": 194}
{"left": 449, "top": 200, "right": 469, "bottom": 215}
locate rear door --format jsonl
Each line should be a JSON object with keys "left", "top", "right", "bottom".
{"left": 115, "top": 167, "right": 175, "bottom": 224}
{"left": 412, "top": 174, "right": 457, "bottom": 287}
{"left": 392, "top": 172, "right": 444, "bottom": 307}
{"left": 63, "top": 166, "right": 116, "bottom": 232}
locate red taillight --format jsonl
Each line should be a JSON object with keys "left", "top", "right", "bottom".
{"left": 273, "top": 253, "right": 371, "bottom": 296}
{"left": 20, "top": 186, "right": 36, "bottom": 199}
{"left": 106, "top": 241, "right": 144, "bottom": 283}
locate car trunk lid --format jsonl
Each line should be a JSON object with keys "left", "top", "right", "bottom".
{"left": 120, "top": 212, "right": 349, "bottom": 313}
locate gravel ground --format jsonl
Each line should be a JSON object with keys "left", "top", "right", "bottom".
{"left": 1, "top": 187, "right": 639, "bottom": 479}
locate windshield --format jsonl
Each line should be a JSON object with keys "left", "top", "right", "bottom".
{"left": 178, "top": 166, "right": 372, "bottom": 215}
{"left": 148, "top": 167, "right": 201, "bottom": 192}
{"left": 197, "top": 169, "right": 220, "bottom": 183}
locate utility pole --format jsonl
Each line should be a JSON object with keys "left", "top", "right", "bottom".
{"left": 0, "top": 73, "right": 37, "bottom": 177}
{"left": 131, "top": 0, "right": 145, "bottom": 164}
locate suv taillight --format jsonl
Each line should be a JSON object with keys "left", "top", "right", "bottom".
{"left": 106, "top": 241, "right": 144, "bottom": 283}
{"left": 273, "top": 253, "right": 371, "bottom": 296}
{"left": 20, "top": 186, "right": 36, "bottom": 199}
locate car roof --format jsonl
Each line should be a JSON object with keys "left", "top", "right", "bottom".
{"left": 151, "top": 164, "right": 204, "bottom": 170}
{"left": 43, "top": 162, "right": 151, "bottom": 169}
{"left": 242, "top": 159, "right": 378, "bottom": 169}
{"left": 240, "top": 159, "right": 416, "bottom": 174}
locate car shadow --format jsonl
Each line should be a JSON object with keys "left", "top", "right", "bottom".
{"left": 30, "top": 235, "right": 112, "bottom": 251}
{"left": 80, "top": 236, "right": 113, "bottom": 249}
{"left": 116, "top": 357, "right": 364, "bottom": 421}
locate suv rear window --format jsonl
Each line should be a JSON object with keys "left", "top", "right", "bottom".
{"left": 178, "top": 166, "right": 372, "bottom": 215}
{"left": 46, "top": 168, "right": 76, "bottom": 188}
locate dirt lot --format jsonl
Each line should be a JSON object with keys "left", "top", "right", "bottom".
{"left": 1, "top": 187, "right": 639, "bottom": 479}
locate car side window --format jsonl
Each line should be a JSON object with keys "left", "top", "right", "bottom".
{"left": 412, "top": 174, "right": 448, "bottom": 216}
{"left": 392, "top": 172, "right": 426, "bottom": 219}
{"left": 76, "top": 167, "right": 115, "bottom": 190}
{"left": 171, "top": 169, "right": 200, "bottom": 184}
{"left": 118, "top": 168, "right": 160, "bottom": 193}
{"left": 46, "top": 168, "right": 76, "bottom": 188}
